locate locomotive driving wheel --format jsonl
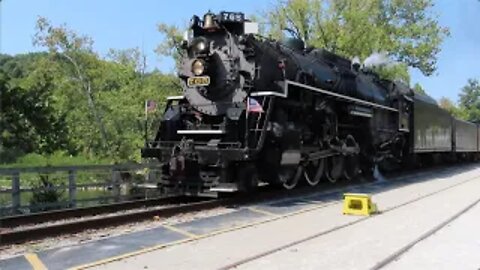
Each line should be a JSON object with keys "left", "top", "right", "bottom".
{"left": 304, "top": 158, "right": 324, "bottom": 186}
{"left": 280, "top": 165, "right": 303, "bottom": 190}
{"left": 304, "top": 141, "right": 325, "bottom": 187}
{"left": 325, "top": 155, "right": 345, "bottom": 183}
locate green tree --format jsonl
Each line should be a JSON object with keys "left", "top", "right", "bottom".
{"left": 438, "top": 97, "right": 464, "bottom": 119}
{"left": 0, "top": 54, "right": 68, "bottom": 163}
{"left": 458, "top": 79, "right": 480, "bottom": 122}
{"left": 413, "top": 83, "right": 426, "bottom": 95}
{"left": 107, "top": 48, "right": 143, "bottom": 72}
{"left": 262, "top": 0, "right": 449, "bottom": 78}
{"left": 155, "top": 23, "right": 184, "bottom": 70}
{"left": 1, "top": 18, "right": 182, "bottom": 164}
{"left": 33, "top": 16, "right": 108, "bottom": 149}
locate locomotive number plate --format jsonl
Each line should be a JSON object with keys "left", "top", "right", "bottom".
{"left": 187, "top": 76, "right": 210, "bottom": 87}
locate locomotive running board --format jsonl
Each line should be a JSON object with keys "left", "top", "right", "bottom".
{"left": 251, "top": 80, "right": 398, "bottom": 113}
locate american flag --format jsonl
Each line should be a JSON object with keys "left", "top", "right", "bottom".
{"left": 247, "top": 97, "right": 264, "bottom": 113}
{"left": 145, "top": 100, "right": 156, "bottom": 113}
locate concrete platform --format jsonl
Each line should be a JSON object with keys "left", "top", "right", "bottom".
{"left": 384, "top": 201, "right": 480, "bottom": 270}
{"left": 236, "top": 169, "right": 480, "bottom": 269}
{"left": 2, "top": 164, "right": 479, "bottom": 270}
{"left": 86, "top": 165, "right": 480, "bottom": 270}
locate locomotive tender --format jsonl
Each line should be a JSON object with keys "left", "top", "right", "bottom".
{"left": 142, "top": 11, "right": 480, "bottom": 195}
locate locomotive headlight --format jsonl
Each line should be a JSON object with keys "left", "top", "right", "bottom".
{"left": 195, "top": 41, "right": 207, "bottom": 52}
{"left": 192, "top": 59, "right": 205, "bottom": 76}
{"left": 191, "top": 37, "right": 209, "bottom": 54}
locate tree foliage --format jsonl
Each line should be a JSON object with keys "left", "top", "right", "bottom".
{"left": 33, "top": 17, "right": 109, "bottom": 149}
{"left": 0, "top": 54, "right": 68, "bottom": 163}
{"left": 458, "top": 79, "right": 480, "bottom": 122}
{"left": 413, "top": 83, "right": 426, "bottom": 95}
{"left": 262, "top": 0, "right": 449, "bottom": 80}
{"left": 155, "top": 23, "right": 184, "bottom": 70}
{"left": 438, "top": 97, "right": 464, "bottom": 119}
{"left": 1, "top": 19, "right": 181, "bottom": 164}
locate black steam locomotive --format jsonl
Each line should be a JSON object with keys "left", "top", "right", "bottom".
{"left": 142, "top": 11, "right": 480, "bottom": 195}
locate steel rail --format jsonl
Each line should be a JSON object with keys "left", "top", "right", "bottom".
{"left": 0, "top": 196, "right": 198, "bottom": 228}
{"left": 0, "top": 198, "right": 223, "bottom": 246}
{"left": 0, "top": 184, "right": 356, "bottom": 246}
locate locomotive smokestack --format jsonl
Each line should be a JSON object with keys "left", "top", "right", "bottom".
{"left": 352, "top": 56, "right": 361, "bottom": 72}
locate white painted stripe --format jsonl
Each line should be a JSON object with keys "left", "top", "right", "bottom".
{"left": 177, "top": 130, "right": 225, "bottom": 135}
{"left": 285, "top": 80, "right": 399, "bottom": 112}
{"left": 250, "top": 91, "right": 287, "bottom": 97}
{"left": 167, "top": 95, "right": 185, "bottom": 100}
{"left": 209, "top": 187, "right": 239, "bottom": 192}
{"left": 250, "top": 81, "right": 399, "bottom": 113}
{"left": 350, "top": 110, "right": 373, "bottom": 118}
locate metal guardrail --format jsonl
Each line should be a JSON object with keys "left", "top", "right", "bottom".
{"left": 0, "top": 163, "right": 163, "bottom": 216}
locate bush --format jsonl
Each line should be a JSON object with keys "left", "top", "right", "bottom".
{"left": 29, "top": 174, "right": 66, "bottom": 212}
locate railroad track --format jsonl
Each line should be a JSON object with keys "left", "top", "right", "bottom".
{"left": 0, "top": 197, "right": 221, "bottom": 245}
{"left": 0, "top": 164, "right": 470, "bottom": 247}
{"left": 0, "top": 183, "right": 346, "bottom": 246}
{"left": 0, "top": 196, "right": 204, "bottom": 228}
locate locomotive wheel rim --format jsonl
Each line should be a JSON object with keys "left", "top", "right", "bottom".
{"left": 281, "top": 166, "right": 303, "bottom": 190}
{"left": 325, "top": 155, "right": 344, "bottom": 183}
{"left": 304, "top": 159, "right": 324, "bottom": 186}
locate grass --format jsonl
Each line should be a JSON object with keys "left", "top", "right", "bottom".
{"left": 0, "top": 151, "right": 114, "bottom": 169}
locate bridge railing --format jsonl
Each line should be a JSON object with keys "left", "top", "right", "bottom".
{"left": 0, "top": 163, "right": 163, "bottom": 217}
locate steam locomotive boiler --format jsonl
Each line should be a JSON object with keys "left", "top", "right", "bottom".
{"left": 142, "top": 11, "right": 475, "bottom": 196}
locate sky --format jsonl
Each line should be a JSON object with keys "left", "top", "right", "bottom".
{"left": 1, "top": 0, "right": 479, "bottom": 103}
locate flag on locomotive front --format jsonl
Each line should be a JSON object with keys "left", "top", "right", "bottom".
{"left": 145, "top": 100, "right": 157, "bottom": 114}
{"left": 247, "top": 97, "right": 264, "bottom": 113}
